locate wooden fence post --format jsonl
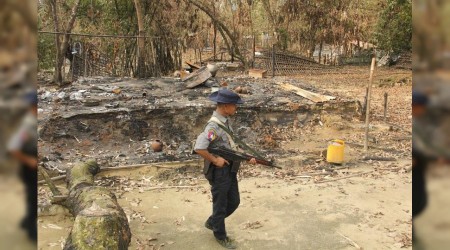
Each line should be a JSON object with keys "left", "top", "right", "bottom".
{"left": 364, "top": 57, "right": 376, "bottom": 152}
{"left": 384, "top": 92, "right": 388, "bottom": 122}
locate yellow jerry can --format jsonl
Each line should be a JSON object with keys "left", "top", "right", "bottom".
{"left": 326, "top": 139, "right": 345, "bottom": 164}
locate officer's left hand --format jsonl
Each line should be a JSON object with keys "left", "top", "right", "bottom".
{"left": 249, "top": 158, "right": 257, "bottom": 165}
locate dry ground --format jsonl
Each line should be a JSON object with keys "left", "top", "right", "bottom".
{"left": 39, "top": 161, "right": 411, "bottom": 250}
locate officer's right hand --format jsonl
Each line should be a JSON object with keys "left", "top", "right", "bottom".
{"left": 213, "top": 157, "right": 229, "bottom": 168}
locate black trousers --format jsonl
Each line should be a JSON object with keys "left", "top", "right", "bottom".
{"left": 207, "top": 165, "right": 240, "bottom": 240}
{"left": 412, "top": 158, "right": 428, "bottom": 242}
{"left": 412, "top": 164, "right": 427, "bottom": 218}
{"left": 20, "top": 165, "right": 37, "bottom": 240}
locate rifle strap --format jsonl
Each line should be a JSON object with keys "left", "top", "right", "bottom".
{"left": 209, "top": 119, "right": 265, "bottom": 160}
{"left": 208, "top": 117, "right": 238, "bottom": 151}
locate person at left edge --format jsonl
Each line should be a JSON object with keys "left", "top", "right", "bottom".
{"left": 7, "top": 91, "right": 38, "bottom": 241}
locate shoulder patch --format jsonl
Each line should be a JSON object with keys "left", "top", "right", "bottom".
{"left": 207, "top": 128, "right": 218, "bottom": 142}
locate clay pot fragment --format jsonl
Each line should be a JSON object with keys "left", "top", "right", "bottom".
{"left": 151, "top": 140, "right": 163, "bottom": 152}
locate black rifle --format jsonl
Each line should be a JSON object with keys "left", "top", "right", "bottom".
{"left": 208, "top": 146, "right": 281, "bottom": 169}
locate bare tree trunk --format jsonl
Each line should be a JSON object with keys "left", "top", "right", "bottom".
{"left": 309, "top": 33, "right": 316, "bottom": 59}
{"left": 213, "top": 26, "right": 217, "bottom": 61}
{"left": 230, "top": 1, "right": 236, "bottom": 62}
{"left": 249, "top": 0, "right": 255, "bottom": 67}
{"left": 49, "top": 0, "right": 61, "bottom": 84}
{"left": 52, "top": 0, "right": 81, "bottom": 85}
{"left": 134, "top": 0, "right": 146, "bottom": 78}
{"left": 318, "top": 41, "right": 323, "bottom": 64}
{"left": 59, "top": 0, "right": 81, "bottom": 81}
{"left": 213, "top": 4, "right": 217, "bottom": 61}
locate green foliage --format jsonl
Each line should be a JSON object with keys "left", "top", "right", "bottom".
{"left": 276, "top": 28, "right": 288, "bottom": 50}
{"left": 38, "top": 34, "right": 56, "bottom": 70}
{"left": 374, "top": 0, "right": 412, "bottom": 53}
{"left": 37, "top": 0, "right": 404, "bottom": 74}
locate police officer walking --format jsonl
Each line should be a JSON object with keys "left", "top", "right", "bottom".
{"left": 194, "top": 89, "right": 256, "bottom": 249}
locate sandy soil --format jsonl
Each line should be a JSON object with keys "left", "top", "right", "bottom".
{"left": 38, "top": 159, "right": 412, "bottom": 250}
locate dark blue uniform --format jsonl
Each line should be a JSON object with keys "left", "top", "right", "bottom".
{"left": 194, "top": 111, "right": 240, "bottom": 241}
